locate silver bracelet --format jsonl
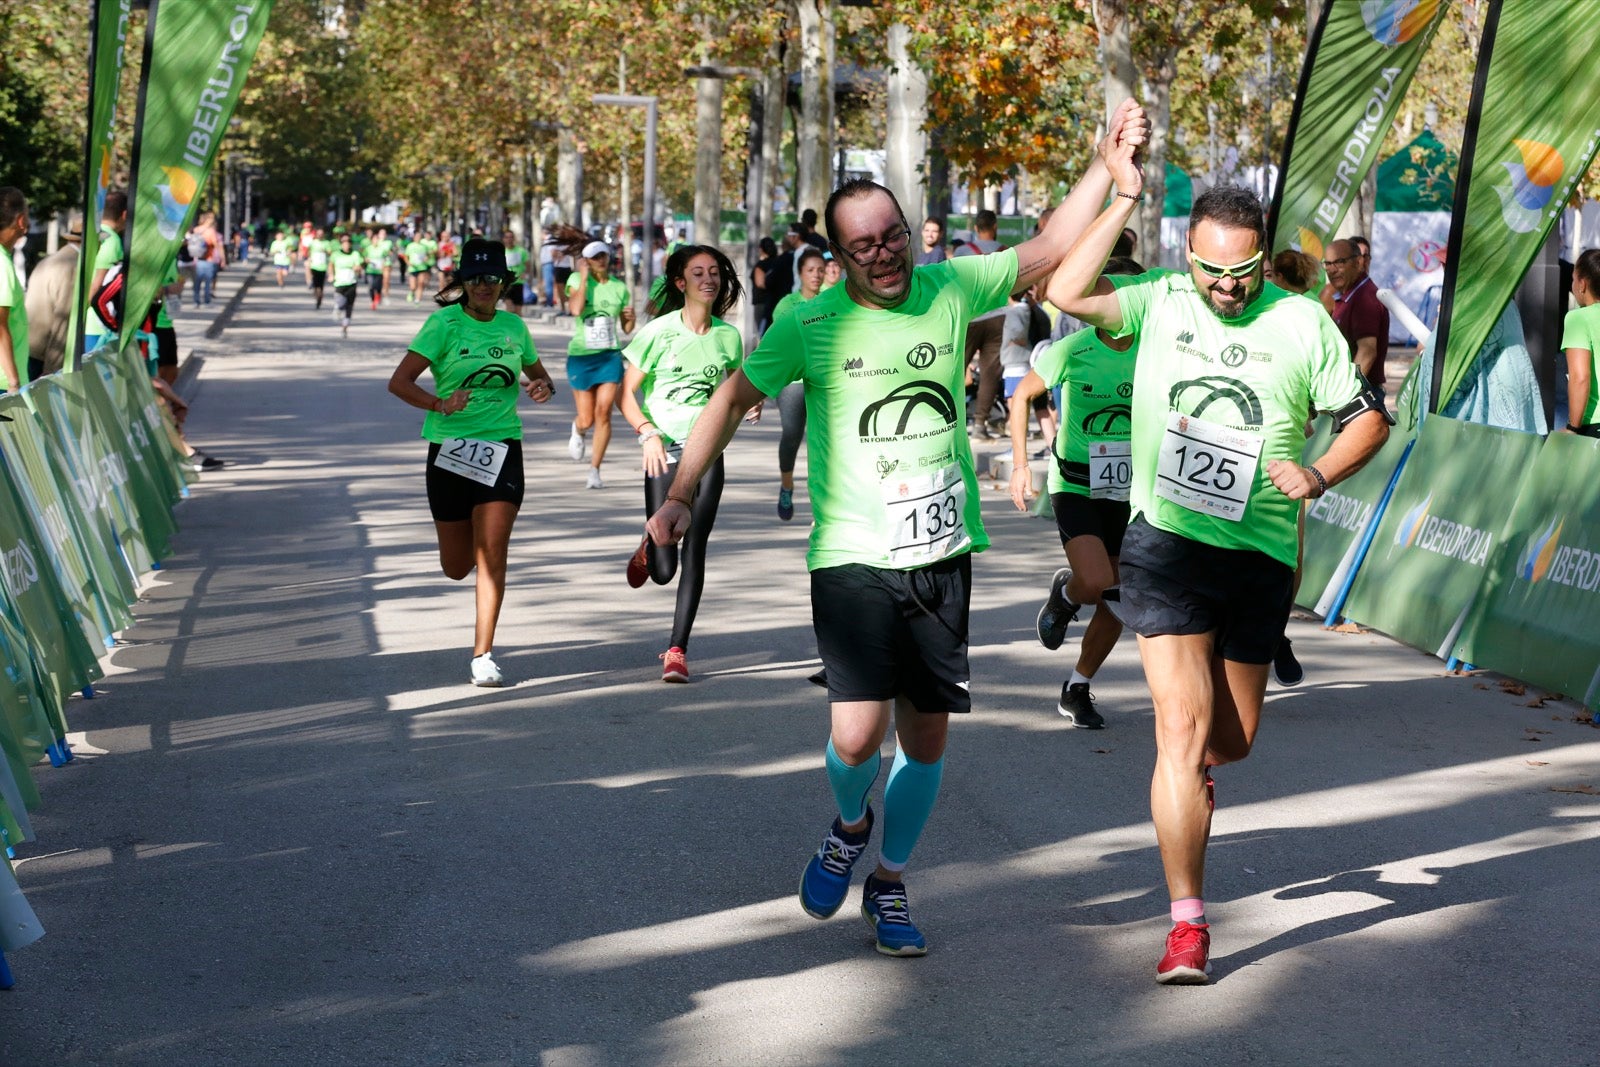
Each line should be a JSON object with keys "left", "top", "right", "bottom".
{"left": 638, "top": 427, "right": 663, "bottom": 444}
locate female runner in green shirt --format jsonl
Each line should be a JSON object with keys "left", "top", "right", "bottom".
{"left": 770, "top": 246, "right": 826, "bottom": 520}
{"left": 386, "top": 238, "right": 556, "bottom": 687}
{"left": 619, "top": 245, "right": 751, "bottom": 683}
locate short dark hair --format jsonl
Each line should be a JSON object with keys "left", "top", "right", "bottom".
{"left": 0, "top": 187, "right": 24, "bottom": 227}
{"left": 1112, "top": 228, "right": 1137, "bottom": 257}
{"left": 800, "top": 208, "right": 818, "bottom": 227}
{"left": 923, "top": 216, "right": 943, "bottom": 232}
{"left": 1576, "top": 248, "right": 1600, "bottom": 293}
{"left": 1189, "top": 185, "right": 1266, "bottom": 251}
{"left": 974, "top": 209, "right": 998, "bottom": 232}
{"left": 103, "top": 189, "right": 128, "bottom": 218}
{"left": 1272, "top": 249, "right": 1319, "bottom": 293}
{"left": 797, "top": 246, "right": 826, "bottom": 271}
{"left": 823, "top": 178, "right": 903, "bottom": 247}
{"left": 759, "top": 236, "right": 777, "bottom": 256}
{"left": 1104, "top": 256, "right": 1143, "bottom": 277}
{"left": 1351, "top": 235, "right": 1371, "bottom": 256}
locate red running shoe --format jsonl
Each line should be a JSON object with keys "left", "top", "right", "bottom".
{"left": 660, "top": 646, "right": 688, "bottom": 683}
{"left": 626, "top": 534, "right": 652, "bottom": 588}
{"left": 1156, "top": 922, "right": 1211, "bottom": 984}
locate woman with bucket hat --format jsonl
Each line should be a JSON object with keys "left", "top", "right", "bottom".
{"left": 387, "top": 237, "right": 556, "bottom": 687}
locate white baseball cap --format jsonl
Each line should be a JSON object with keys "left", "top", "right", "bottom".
{"left": 582, "top": 241, "right": 610, "bottom": 259}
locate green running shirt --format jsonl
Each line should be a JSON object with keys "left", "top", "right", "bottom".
{"left": 1111, "top": 269, "right": 1365, "bottom": 566}
{"left": 408, "top": 304, "right": 541, "bottom": 443}
{"left": 624, "top": 310, "right": 744, "bottom": 445}
{"left": 1032, "top": 327, "right": 1135, "bottom": 498}
{"left": 743, "top": 250, "right": 1018, "bottom": 571}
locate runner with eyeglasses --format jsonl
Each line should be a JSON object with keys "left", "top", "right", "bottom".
{"left": 386, "top": 238, "right": 556, "bottom": 688}
{"left": 645, "top": 101, "right": 1151, "bottom": 959}
{"left": 1047, "top": 125, "right": 1391, "bottom": 985}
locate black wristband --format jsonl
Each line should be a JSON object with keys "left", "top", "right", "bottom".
{"left": 1306, "top": 465, "right": 1328, "bottom": 497}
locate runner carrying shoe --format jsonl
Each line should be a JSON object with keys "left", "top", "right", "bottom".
{"left": 1047, "top": 125, "right": 1391, "bottom": 985}
{"left": 386, "top": 237, "right": 555, "bottom": 687}
{"left": 330, "top": 234, "right": 365, "bottom": 338}
{"left": 619, "top": 245, "right": 751, "bottom": 683}
{"left": 769, "top": 246, "right": 826, "bottom": 521}
{"left": 645, "top": 98, "right": 1149, "bottom": 959}
{"left": 1009, "top": 256, "right": 1143, "bottom": 728}
{"left": 564, "top": 237, "right": 634, "bottom": 489}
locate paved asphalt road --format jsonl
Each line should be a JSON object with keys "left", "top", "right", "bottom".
{"left": 3, "top": 264, "right": 1597, "bottom": 1066}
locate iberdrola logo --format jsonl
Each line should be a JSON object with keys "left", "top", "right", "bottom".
{"left": 94, "top": 149, "right": 113, "bottom": 222}
{"left": 1516, "top": 517, "right": 1563, "bottom": 583}
{"left": 1296, "top": 228, "right": 1324, "bottom": 262}
{"left": 1361, "top": 0, "right": 1439, "bottom": 47}
{"left": 1495, "top": 139, "right": 1563, "bottom": 234}
{"left": 155, "top": 165, "right": 197, "bottom": 240}
{"left": 1393, "top": 492, "right": 1433, "bottom": 547}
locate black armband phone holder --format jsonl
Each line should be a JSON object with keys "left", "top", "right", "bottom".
{"left": 1331, "top": 388, "right": 1395, "bottom": 430}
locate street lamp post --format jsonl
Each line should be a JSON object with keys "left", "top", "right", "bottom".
{"left": 591, "top": 93, "right": 658, "bottom": 303}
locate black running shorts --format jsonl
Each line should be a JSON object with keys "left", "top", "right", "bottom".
{"left": 424, "top": 439, "right": 524, "bottom": 522}
{"left": 154, "top": 325, "right": 178, "bottom": 368}
{"left": 1050, "top": 492, "right": 1131, "bottom": 556}
{"left": 310, "top": 268, "right": 327, "bottom": 286}
{"left": 810, "top": 554, "right": 973, "bottom": 713}
{"left": 1116, "top": 516, "right": 1293, "bottom": 665}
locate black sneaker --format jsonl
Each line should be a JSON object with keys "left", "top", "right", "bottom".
{"left": 1272, "top": 636, "right": 1304, "bottom": 687}
{"left": 1057, "top": 682, "right": 1105, "bottom": 728}
{"left": 1036, "top": 567, "right": 1080, "bottom": 650}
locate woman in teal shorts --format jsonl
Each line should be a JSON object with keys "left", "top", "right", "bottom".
{"left": 565, "top": 239, "right": 634, "bottom": 489}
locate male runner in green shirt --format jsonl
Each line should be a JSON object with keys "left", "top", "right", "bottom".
{"left": 1048, "top": 121, "right": 1390, "bottom": 986}
{"left": 647, "top": 100, "right": 1150, "bottom": 958}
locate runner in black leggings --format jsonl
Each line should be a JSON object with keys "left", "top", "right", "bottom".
{"left": 620, "top": 244, "right": 752, "bottom": 682}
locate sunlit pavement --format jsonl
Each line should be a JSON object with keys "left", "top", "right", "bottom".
{"left": 4, "top": 265, "right": 1595, "bottom": 1065}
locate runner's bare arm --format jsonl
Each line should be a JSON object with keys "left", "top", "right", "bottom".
{"left": 1268, "top": 409, "right": 1389, "bottom": 501}
{"left": 1045, "top": 124, "right": 1144, "bottom": 332}
{"left": 566, "top": 261, "right": 588, "bottom": 317}
{"left": 388, "top": 350, "right": 467, "bottom": 414}
{"left": 645, "top": 370, "right": 767, "bottom": 545}
{"left": 0, "top": 308, "right": 18, "bottom": 390}
{"left": 1565, "top": 346, "right": 1591, "bottom": 429}
{"left": 1010, "top": 98, "right": 1149, "bottom": 294}
{"left": 1007, "top": 369, "right": 1049, "bottom": 511}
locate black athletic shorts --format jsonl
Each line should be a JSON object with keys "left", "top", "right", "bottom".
{"left": 1116, "top": 515, "right": 1293, "bottom": 665}
{"left": 424, "top": 439, "right": 524, "bottom": 522}
{"left": 154, "top": 325, "right": 178, "bottom": 368}
{"left": 1050, "top": 491, "right": 1131, "bottom": 556}
{"left": 810, "top": 554, "right": 972, "bottom": 713}
{"left": 310, "top": 268, "right": 327, "bottom": 286}
{"left": 367, "top": 271, "right": 384, "bottom": 293}
{"left": 505, "top": 282, "right": 524, "bottom": 306}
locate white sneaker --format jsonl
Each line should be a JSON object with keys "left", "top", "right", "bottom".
{"left": 585, "top": 468, "right": 604, "bottom": 490}
{"left": 567, "top": 422, "right": 586, "bottom": 461}
{"left": 469, "top": 652, "right": 504, "bottom": 687}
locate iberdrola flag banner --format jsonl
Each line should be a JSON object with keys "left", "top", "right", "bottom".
{"left": 120, "top": 0, "right": 274, "bottom": 352}
{"left": 1267, "top": 0, "right": 1448, "bottom": 258}
{"left": 1429, "top": 0, "right": 1600, "bottom": 409}
{"left": 67, "top": 0, "right": 135, "bottom": 369}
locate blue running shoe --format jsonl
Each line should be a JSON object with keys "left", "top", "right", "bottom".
{"left": 778, "top": 487, "right": 795, "bottom": 521}
{"left": 799, "top": 808, "right": 873, "bottom": 919}
{"left": 861, "top": 873, "right": 927, "bottom": 956}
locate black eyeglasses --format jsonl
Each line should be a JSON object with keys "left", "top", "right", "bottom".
{"left": 464, "top": 274, "right": 505, "bottom": 287}
{"left": 840, "top": 225, "right": 912, "bottom": 266}
{"left": 1322, "top": 255, "right": 1356, "bottom": 268}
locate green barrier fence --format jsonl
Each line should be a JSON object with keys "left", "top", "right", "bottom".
{"left": 1457, "top": 432, "right": 1600, "bottom": 707}
{"left": 1340, "top": 416, "right": 1541, "bottom": 658}
{"left": 0, "top": 347, "right": 193, "bottom": 973}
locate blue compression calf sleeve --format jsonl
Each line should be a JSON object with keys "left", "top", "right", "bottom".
{"left": 825, "top": 738, "right": 880, "bottom": 825}
{"left": 880, "top": 749, "right": 945, "bottom": 872}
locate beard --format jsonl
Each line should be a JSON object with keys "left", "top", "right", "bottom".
{"left": 1202, "top": 272, "right": 1262, "bottom": 321}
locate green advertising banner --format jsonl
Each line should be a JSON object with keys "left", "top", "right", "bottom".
{"left": 1341, "top": 416, "right": 1539, "bottom": 658}
{"left": 68, "top": 0, "right": 136, "bottom": 368}
{"left": 22, "top": 384, "right": 139, "bottom": 626}
{"left": 0, "top": 397, "right": 114, "bottom": 651}
{"left": 1296, "top": 414, "right": 1415, "bottom": 614}
{"left": 29, "top": 374, "right": 155, "bottom": 576}
{"left": 78, "top": 360, "right": 177, "bottom": 561}
{"left": 0, "top": 447, "right": 100, "bottom": 718}
{"left": 0, "top": 854, "right": 44, "bottom": 953}
{"left": 100, "top": 350, "right": 190, "bottom": 503}
{"left": 120, "top": 0, "right": 275, "bottom": 352}
{"left": 0, "top": 607, "right": 48, "bottom": 810}
{"left": 1431, "top": 0, "right": 1600, "bottom": 408}
{"left": 1267, "top": 0, "right": 1449, "bottom": 257}
{"left": 1458, "top": 433, "right": 1600, "bottom": 705}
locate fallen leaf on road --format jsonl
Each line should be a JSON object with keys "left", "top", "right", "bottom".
{"left": 1526, "top": 728, "right": 1552, "bottom": 735}
{"left": 1526, "top": 760, "right": 1549, "bottom": 767}
{"left": 1473, "top": 683, "right": 1490, "bottom": 690}
{"left": 1331, "top": 622, "right": 1366, "bottom": 634}
{"left": 1524, "top": 698, "right": 1548, "bottom": 708}
{"left": 1092, "top": 748, "right": 1112, "bottom": 754}
{"left": 1551, "top": 785, "right": 1599, "bottom": 795}
{"left": 1499, "top": 681, "right": 1527, "bottom": 695}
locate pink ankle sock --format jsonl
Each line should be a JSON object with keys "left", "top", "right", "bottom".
{"left": 1171, "top": 897, "right": 1206, "bottom": 925}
